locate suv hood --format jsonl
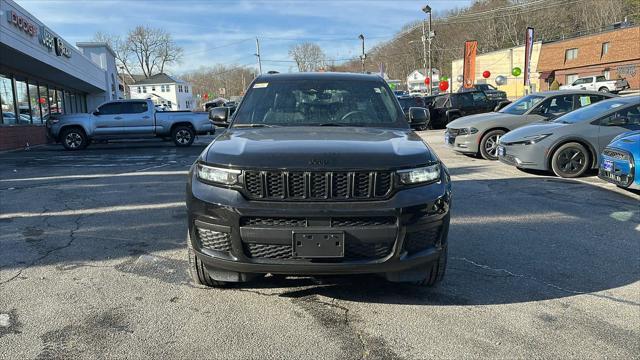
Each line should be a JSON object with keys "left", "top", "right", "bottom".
{"left": 446, "top": 112, "right": 515, "bottom": 128}
{"left": 205, "top": 127, "right": 436, "bottom": 169}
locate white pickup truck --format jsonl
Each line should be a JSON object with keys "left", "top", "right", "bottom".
{"left": 46, "top": 99, "right": 213, "bottom": 150}
{"left": 559, "top": 75, "right": 629, "bottom": 94}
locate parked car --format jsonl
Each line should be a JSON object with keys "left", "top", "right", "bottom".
{"left": 1, "top": 112, "right": 32, "bottom": 124}
{"left": 430, "top": 90, "right": 506, "bottom": 130}
{"left": 203, "top": 98, "right": 228, "bottom": 111}
{"left": 47, "top": 99, "right": 213, "bottom": 150}
{"left": 559, "top": 75, "right": 629, "bottom": 94}
{"left": 458, "top": 84, "right": 507, "bottom": 101}
{"left": 396, "top": 95, "right": 429, "bottom": 130}
{"left": 497, "top": 96, "right": 640, "bottom": 178}
{"left": 598, "top": 130, "right": 640, "bottom": 189}
{"left": 445, "top": 90, "right": 614, "bottom": 160}
{"left": 187, "top": 72, "right": 451, "bottom": 287}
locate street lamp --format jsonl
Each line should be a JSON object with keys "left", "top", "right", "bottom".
{"left": 421, "top": 4, "right": 433, "bottom": 95}
{"left": 118, "top": 66, "right": 126, "bottom": 99}
{"left": 358, "top": 34, "right": 366, "bottom": 73}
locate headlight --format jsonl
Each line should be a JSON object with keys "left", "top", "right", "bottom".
{"left": 397, "top": 163, "right": 441, "bottom": 184}
{"left": 457, "top": 127, "right": 478, "bottom": 135}
{"left": 196, "top": 164, "right": 240, "bottom": 185}
{"left": 508, "top": 134, "right": 551, "bottom": 145}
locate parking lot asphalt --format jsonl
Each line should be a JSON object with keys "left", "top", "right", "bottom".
{"left": 1, "top": 132, "right": 638, "bottom": 359}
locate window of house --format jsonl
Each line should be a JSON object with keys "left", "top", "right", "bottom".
{"left": 601, "top": 42, "right": 609, "bottom": 57}
{"left": 160, "top": 85, "right": 165, "bottom": 92}
{"left": 565, "top": 48, "right": 578, "bottom": 61}
{"left": 151, "top": 86, "right": 156, "bottom": 91}
{"left": 178, "top": 85, "right": 182, "bottom": 92}
{"left": 184, "top": 86, "right": 189, "bottom": 93}
{"left": 142, "top": 86, "right": 147, "bottom": 93}
{"left": 167, "top": 100, "right": 172, "bottom": 108}
{"left": 137, "top": 87, "right": 141, "bottom": 93}
{"left": 566, "top": 74, "right": 579, "bottom": 85}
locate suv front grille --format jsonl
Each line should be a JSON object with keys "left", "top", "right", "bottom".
{"left": 603, "top": 148, "right": 630, "bottom": 160}
{"left": 240, "top": 217, "right": 308, "bottom": 227}
{"left": 242, "top": 170, "right": 393, "bottom": 201}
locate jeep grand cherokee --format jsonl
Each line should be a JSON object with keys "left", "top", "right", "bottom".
{"left": 186, "top": 72, "right": 451, "bottom": 287}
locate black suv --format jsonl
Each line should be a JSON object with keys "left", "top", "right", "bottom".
{"left": 429, "top": 91, "right": 507, "bottom": 129}
{"left": 458, "top": 84, "right": 507, "bottom": 101}
{"left": 187, "top": 73, "right": 451, "bottom": 287}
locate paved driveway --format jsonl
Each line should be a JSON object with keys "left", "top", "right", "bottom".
{"left": 1, "top": 133, "right": 638, "bottom": 359}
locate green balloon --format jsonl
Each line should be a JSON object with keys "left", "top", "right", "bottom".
{"left": 512, "top": 67, "right": 522, "bottom": 77}
{"left": 389, "top": 83, "right": 396, "bottom": 89}
{"left": 440, "top": 76, "right": 448, "bottom": 81}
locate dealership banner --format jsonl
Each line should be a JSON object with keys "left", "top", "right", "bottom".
{"left": 463, "top": 40, "right": 477, "bottom": 89}
{"left": 524, "top": 27, "right": 534, "bottom": 86}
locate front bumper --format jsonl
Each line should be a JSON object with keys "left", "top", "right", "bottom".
{"left": 598, "top": 150, "right": 637, "bottom": 189}
{"left": 186, "top": 169, "right": 451, "bottom": 276}
{"left": 444, "top": 130, "right": 479, "bottom": 154}
{"left": 497, "top": 142, "right": 549, "bottom": 171}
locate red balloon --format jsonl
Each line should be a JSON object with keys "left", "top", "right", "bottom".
{"left": 424, "top": 77, "right": 430, "bottom": 85}
{"left": 439, "top": 80, "right": 449, "bottom": 92}
{"left": 38, "top": 97, "right": 46, "bottom": 104}
{"left": 482, "top": 70, "right": 491, "bottom": 79}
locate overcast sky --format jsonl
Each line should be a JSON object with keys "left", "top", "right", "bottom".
{"left": 16, "top": 0, "right": 471, "bottom": 75}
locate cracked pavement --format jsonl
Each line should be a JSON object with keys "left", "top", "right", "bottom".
{"left": 1, "top": 133, "right": 639, "bottom": 359}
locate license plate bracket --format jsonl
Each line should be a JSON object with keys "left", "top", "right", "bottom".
{"left": 498, "top": 146, "right": 505, "bottom": 157}
{"left": 603, "top": 159, "right": 614, "bottom": 172}
{"left": 292, "top": 230, "right": 345, "bottom": 258}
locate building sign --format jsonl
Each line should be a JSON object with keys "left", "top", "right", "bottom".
{"left": 6, "top": 10, "right": 37, "bottom": 37}
{"left": 463, "top": 40, "right": 477, "bottom": 89}
{"left": 39, "top": 26, "right": 71, "bottom": 58}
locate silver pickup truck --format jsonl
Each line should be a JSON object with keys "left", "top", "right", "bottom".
{"left": 46, "top": 99, "right": 213, "bottom": 150}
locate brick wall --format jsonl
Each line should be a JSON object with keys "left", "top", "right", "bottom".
{"left": 0, "top": 125, "right": 48, "bottom": 151}
{"left": 538, "top": 26, "right": 640, "bottom": 89}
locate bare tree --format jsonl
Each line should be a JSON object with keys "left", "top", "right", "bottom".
{"left": 94, "top": 26, "right": 183, "bottom": 78}
{"left": 289, "top": 43, "right": 327, "bottom": 72}
{"left": 182, "top": 65, "right": 256, "bottom": 108}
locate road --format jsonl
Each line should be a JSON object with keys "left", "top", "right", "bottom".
{"left": 1, "top": 132, "right": 638, "bottom": 359}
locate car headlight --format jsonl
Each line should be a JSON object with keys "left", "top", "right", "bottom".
{"left": 457, "top": 127, "right": 478, "bottom": 135}
{"left": 508, "top": 134, "right": 551, "bottom": 145}
{"left": 397, "top": 163, "right": 441, "bottom": 184}
{"left": 196, "top": 164, "right": 240, "bottom": 185}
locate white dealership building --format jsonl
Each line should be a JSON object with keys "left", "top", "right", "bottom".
{"left": 0, "top": 0, "right": 120, "bottom": 150}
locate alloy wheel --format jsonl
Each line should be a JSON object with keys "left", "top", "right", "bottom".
{"left": 176, "top": 129, "right": 192, "bottom": 144}
{"left": 558, "top": 148, "right": 586, "bottom": 174}
{"left": 65, "top": 132, "right": 83, "bottom": 149}
{"left": 484, "top": 134, "right": 501, "bottom": 157}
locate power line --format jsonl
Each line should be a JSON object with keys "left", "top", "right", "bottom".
{"left": 181, "top": 38, "right": 254, "bottom": 56}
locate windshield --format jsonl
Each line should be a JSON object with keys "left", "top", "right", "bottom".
{"left": 553, "top": 99, "right": 635, "bottom": 124}
{"left": 232, "top": 79, "right": 407, "bottom": 128}
{"left": 499, "top": 95, "right": 545, "bottom": 115}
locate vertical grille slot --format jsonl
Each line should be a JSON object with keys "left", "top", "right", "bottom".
{"left": 353, "top": 172, "right": 372, "bottom": 198}
{"left": 266, "top": 172, "right": 284, "bottom": 198}
{"left": 309, "top": 172, "right": 328, "bottom": 199}
{"left": 287, "top": 172, "right": 306, "bottom": 199}
{"left": 244, "top": 171, "right": 263, "bottom": 198}
{"left": 331, "top": 172, "right": 349, "bottom": 199}
{"left": 374, "top": 172, "right": 392, "bottom": 197}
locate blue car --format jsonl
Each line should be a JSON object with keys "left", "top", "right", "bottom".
{"left": 598, "top": 130, "right": 640, "bottom": 189}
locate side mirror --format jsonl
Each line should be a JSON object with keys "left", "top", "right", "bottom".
{"left": 408, "top": 107, "right": 429, "bottom": 123}
{"left": 494, "top": 100, "right": 511, "bottom": 112}
{"left": 92, "top": 110, "right": 100, "bottom": 116}
{"left": 209, "top": 107, "right": 229, "bottom": 127}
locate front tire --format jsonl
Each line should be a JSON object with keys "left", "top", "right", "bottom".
{"left": 598, "top": 87, "right": 610, "bottom": 93}
{"left": 551, "top": 142, "right": 590, "bottom": 178}
{"left": 187, "top": 233, "right": 227, "bottom": 287}
{"left": 172, "top": 125, "right": 195, "bottom": 147}
{"left": 479, "top": 129, "right": 505, "bottom": 160}
{"left": 413, "top": 246, "right": 448, "bottom": 287}
{"left": 61, "top": 127, "right": 88, "bottom": 150}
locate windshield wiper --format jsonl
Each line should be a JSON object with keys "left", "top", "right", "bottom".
{"left": 312, "top": 123, "right": 345, "bottom": 127}
{"left": 233, "top": 124, "right": 278, "bottom": 128}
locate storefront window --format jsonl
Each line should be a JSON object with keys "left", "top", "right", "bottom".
{"left": 69, "top": 93, "right": 76, "bottom": 113}
{"left": 39, "top": 84, "right": 50, "bottom": 121}
{"left": 54, "top": 89, "right": 63, "bottom": 114}
{"left": 75, "top": 94, "right": 81, "bottom": 113}
{"left": 28, "top": 81, "right": 42, "bottom": 123}
{"left": 15, "top": 80, "right": 30, "bottom": 124}
{"left": 64, "top": 91, "right": 71, "bottom": 113}
{"left": 0, "top": 74, "right": 16, "bottom": 125}
{"left": 81, "top": 94, "right": 87, "bottom": 112}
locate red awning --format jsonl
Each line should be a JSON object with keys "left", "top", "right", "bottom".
{"left": 539, "top": 71, "right": 554, "bottom": 80}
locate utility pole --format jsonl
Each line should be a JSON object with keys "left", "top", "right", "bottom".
{"left": 422, "top": 5, "right": 433, "bottom": 95}
{"left": 421, "top": 21, "right": 428, "bottom": 94}
{"left": 358, "top": 34, "right": 366, "bottom": 73}
{"left": 255, "top": 37, "right": 262, "bottom": 75}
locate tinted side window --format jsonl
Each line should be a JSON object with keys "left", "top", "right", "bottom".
{"left": 471, "top": 92, "right": 488, "bottom": 105}
{"left": 98, "top": 103, "right": 122, "bottom": 115}
{"left": 125, "top": 102, "right": 149, "bottom": 114}
{"left": 539, "top": 95, "right": 574, "bottom": 115}
{"left": 575, "top": 95, "right": 604, "bottom": 108}
{"left": 452, "top": 93, "right": 472, "bottom": 108}
{"left": 596, "top": 76, "right": 606, "bottom": 82}
{"left": 600, "top": 105, "right": 640, "bottom": 127}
